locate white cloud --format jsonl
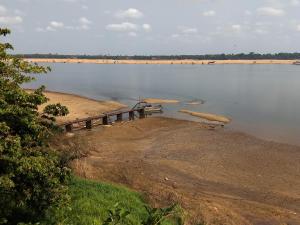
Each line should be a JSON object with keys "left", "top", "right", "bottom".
{"left": 142, "top": 24, "right": 151, "bottom": 32}
{"left": 0, "top": 5, "right": 7, "bottom": 15}
{"left": 256, "top": 7, "right": 285, "bottom": 16}
{"left": 50, "top": 21, "right": 64, "bottom": 28}
{"left": 38, "top": 21, "right": 64, "bottom": 32}
{"left": 297, "top": 24, "right": 300, "bottom": 31}
{"left": 78, "top": 17, "right": 92, "bottom": 30}
{"left": 79, "top": 17, "right": 91, "bottom": 25}
{"left": 255, "top": 28, "right": 268, "bottom": 34}
{"left": 179, "top": 27, "right": 198, "bottom": 34}
{"left": 106, "top": 22, "right": 138, "bottom": 32}
{"left": 36, "top": 27, "right": 45, "bottom": 32}
{"left": 231, "top": 24, "right": 241, "bottom": 31}
{"left": 0, "top": 16, "right": 23, "bottom": 24}
{"left": 128, "top": 32, "right": 137, "bottom": 37}
{"left": 202, "top": 10, "right": 216, "bottom": 17}
{"left": 46, "top": 26, "right": 56, "bottom": 32}
{"left": 37, "top": 17, "right": 91, "bottom": 32}
{"left": 115, "top": 8, "right": 143, "bottom": 19}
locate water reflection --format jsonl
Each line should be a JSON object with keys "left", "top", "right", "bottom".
{"left": 25, "top": 63, "right": 300, "bottom": 146}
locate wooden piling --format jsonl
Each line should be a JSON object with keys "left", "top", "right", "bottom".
{"left": 103, "top": 115, "right": 109, "bottom": 125}
{"left": 116, "top": 113, "right": 123, "bottom": 122}
{"left": 138, "top": 108, "right": 145, "bottom": 119}
{"left": 86, "top": 120, "right": 92, "bottom": 129}
{"left": 60, "top": 105, "right": 149, "bottom": 132}
{"left": 65, "top": 124, "right": 73, "bottom": 132}
{"left": 129, "top": 111, "right": 135, "bottom": 120}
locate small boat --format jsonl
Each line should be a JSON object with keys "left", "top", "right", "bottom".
{"left": 293, "top": 61, "right": 300, "bottom": 65}
{"left": 145, "top": 104, "right": 163, "bottom": 114}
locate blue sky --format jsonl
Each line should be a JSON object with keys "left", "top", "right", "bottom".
{"left": 1, "top": 0, "right": 300, "bottom": 54}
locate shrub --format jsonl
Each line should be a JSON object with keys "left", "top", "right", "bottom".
{"left": 0, "top": 28, "right": 70, "bottom": 224}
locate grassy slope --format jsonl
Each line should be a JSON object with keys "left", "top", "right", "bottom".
{"left": 45, "top": 177, "right": 176, "bottom": 225}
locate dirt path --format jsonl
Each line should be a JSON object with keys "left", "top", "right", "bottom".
{"left": 67, "top": 117, "right": 300, "bottom": 225}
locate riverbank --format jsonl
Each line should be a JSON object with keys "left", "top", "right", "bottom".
{"left": 25, "top": 58, "right": 299, "bottom": 65}
{"left": 45, "top": 91, "right": 300, "bottom": 224}
{"left": 66, "top": 117, "right": 300, "bottom": 225}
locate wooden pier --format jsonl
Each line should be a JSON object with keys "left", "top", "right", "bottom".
{"left": 61, "top": 106, "right": 146, "bottom": 132}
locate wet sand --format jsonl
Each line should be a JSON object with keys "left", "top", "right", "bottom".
{"left": 25, "top": 58, "right": 299, "bottom": 65}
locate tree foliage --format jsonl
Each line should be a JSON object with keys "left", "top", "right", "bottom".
{"left": 0, "top": 28, "right": 70, "bottom": 224}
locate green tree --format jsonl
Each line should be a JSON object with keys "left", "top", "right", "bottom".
{"left": 0, "top": 28, "right": 70, "bottom": 224}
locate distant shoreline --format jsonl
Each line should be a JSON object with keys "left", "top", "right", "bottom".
{"left": 25, "top": 58, "right": 299, "bottom": 65}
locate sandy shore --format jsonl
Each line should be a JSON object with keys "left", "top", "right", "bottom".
{"left": 27, "top": 90, "right": 126, "bottom": 124}
{"left": 25, "top": 58, "right": 299, "bottom": 65}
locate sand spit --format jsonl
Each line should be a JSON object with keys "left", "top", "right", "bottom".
{"left": 179, "top": 109, "right": 231, "bottom": 123}
{"left": 143, "top": 98, "right": 180, "bottom": 104}
{"left": 26, "top": 90, "right": 126, "bottom": 124}
{"left": 25, "top": 58, "right": 299, "bottom": 65}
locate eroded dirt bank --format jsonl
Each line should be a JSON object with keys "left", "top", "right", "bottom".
{"left": 60, "top": 117, "right": 300, "bottom": 225}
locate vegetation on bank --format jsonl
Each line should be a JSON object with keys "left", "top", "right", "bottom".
{"left": 0, "top": 28, "right": 183, "bottom": 225}
{"left": 0, "top": 28, "right": 70, "bottom": 224}
{"left": 16, "top": 52, "right": 300, "bottom": 60}
{"left": 44, "top": 177, "right": 183, "bottom": 225}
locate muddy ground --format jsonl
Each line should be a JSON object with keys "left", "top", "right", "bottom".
{"left": 61, "top": 117, "right": 300, "bottom": 225}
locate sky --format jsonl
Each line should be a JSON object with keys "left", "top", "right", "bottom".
{"left": 1, "top": 0, "right": 300, "bottom": 55}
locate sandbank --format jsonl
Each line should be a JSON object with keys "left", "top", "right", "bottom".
{"left": 143, "top": 98, "right": 180, "bottom": 104}
{"left": 25, "top": 58, "right": 300, "bottom": 65}
{"left": 179, "top": 109, "right": 231, "bottom": 123}
{"left": 27, "top": 90, "right": 126, "bottom": 124}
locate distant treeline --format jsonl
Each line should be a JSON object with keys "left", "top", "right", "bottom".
{"left": 16, "top": 52, "right": 300, "bottom": 60}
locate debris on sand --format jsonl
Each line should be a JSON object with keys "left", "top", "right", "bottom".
{"left": 185, "top": 99, "right": 205, "bottom": 105}
{"left": 179, "top": 109, "right": 231, "bottom": 124}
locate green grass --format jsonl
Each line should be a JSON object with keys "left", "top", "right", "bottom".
{"left": 44, "top": 177, "right": 180, "bottom": 225}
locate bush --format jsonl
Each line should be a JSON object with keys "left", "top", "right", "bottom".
{"left": 44, "top": 177, "right": 183, "bottom": 225}
{"left": 0, "top": 28, "right": 70, "bottom": 224}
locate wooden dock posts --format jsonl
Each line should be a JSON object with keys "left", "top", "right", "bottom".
{"left": 116, "top": 113, "right": 123, "bottom": 122}
{"left": 65, "top": 124, "right": 73, "bottom": 132}
{"left": 138, "top": 108, "right": 145, "bottom": 119}
{"left": 86, "top": 120, "right": 92, "bottom": 129}
{"left": 129, "top": 111, "right": 135, "bottom": 120}
{"left": 103, "top": 115, "right": 109, "bottom": 125}
{"left": 61, "top": 106, "right": 147, "bottom": 132}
